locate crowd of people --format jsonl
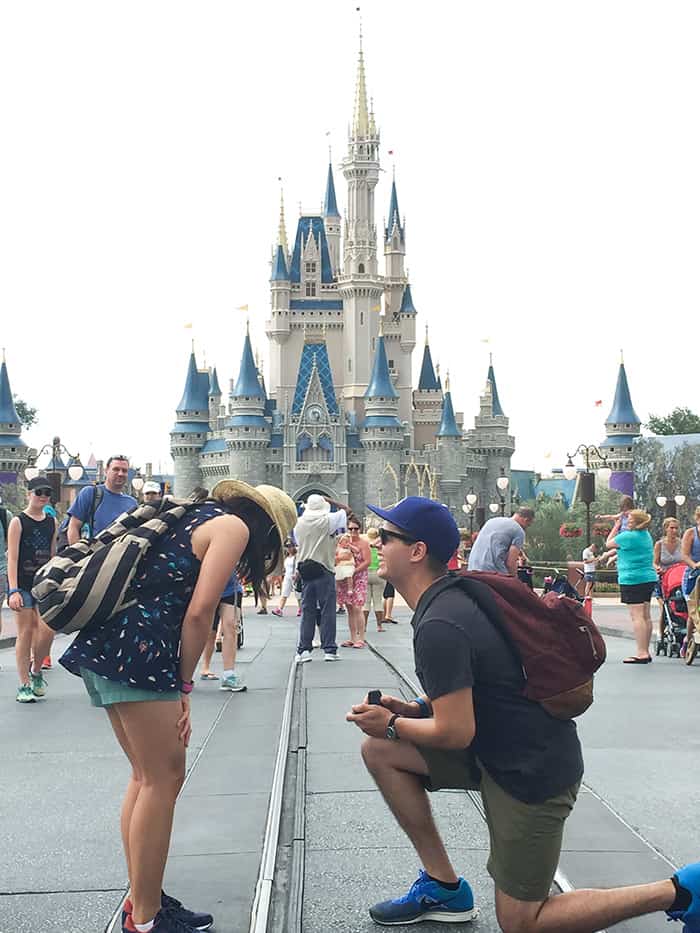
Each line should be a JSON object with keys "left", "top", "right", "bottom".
{"left": 3, "top": 470, "right": 700, "bottom": 932}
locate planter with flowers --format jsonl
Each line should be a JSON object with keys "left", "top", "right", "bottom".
{"left": 559, "top": 522, "right": 583, "bottom": 538}
{"left": 592, "top": 522, "right": 613, "bottom": 538}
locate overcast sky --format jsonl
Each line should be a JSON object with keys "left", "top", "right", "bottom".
{"left": 1, "top": 1, "right": 698, "bottom": 477}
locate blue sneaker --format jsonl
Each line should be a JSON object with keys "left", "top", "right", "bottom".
{"left": 667, "top": 861, "right": 700, "bottom": 930}
{"left": 369, "top": 869, "right": 478, "bottom": 925}
{"left": 122, "top": 891, "right": 213, "bottom": 931}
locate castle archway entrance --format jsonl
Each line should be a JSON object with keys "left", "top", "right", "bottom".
{"left": 291, "top": 483, "right": 337, "bottom": 512}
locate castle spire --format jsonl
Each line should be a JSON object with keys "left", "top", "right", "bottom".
{"left": 418, "top": 339, "right": 439, "bottom": 391}
{"left": 176, "top": 351, "right": 209, "bottom": 414}
{"left": 353, "top": 31, "right": 370, "bottom": 137}
{"left": 208, "top": 366, "right": 221, "bottom": 397}
{"left": 278, "top": 188, "right": 288, "bottom": 256}
{"left": 323, "top": 162, "right": 339, "bottom": 217}
{"left": 385, "top": 178, "right": 403, "bottom": 243}
{"left": 437, "top": 382, "right": 460, "bottom": 437}
{"left": 365, "top": 334, "right": 398, "bottom": 399}
{"left": 605, "top": 357, "right": 640, "bottom": 425}
{"left": 0, "top": 355, "right": 21, "bottom": 426}
{"left": 233, "top": 332, "right": 264, "bottom": 398}
{"left": 487, "top": 358, "right": 505, "bottom": 417}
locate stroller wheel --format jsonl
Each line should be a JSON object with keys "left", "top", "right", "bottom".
{"left": 654, "top": 639, "right": 662, "bottom": 656}
{"left": 685, "top": 639, "right": 697, "bottom": 666}
{"left": 670, "top": 643, "right": 679, "bottom": 658}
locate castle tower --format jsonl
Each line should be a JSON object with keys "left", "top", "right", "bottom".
{"left": 592, "top": 353, "right": 640, "bottom": 496}
{"left": 362, "top": 331, "right": 403, "bottom": 508}
{"left": 436, "top": 373, "right": 463, "bottom": 516}
{"left": 0, "top": 354, "right": 28, "bottom": 482}
{"left": 267, "top": 191, "right": 292, "bottom": 395}
{"left": 413, "top": 326, "right": 443, "bottom": 450}
{"left": 226, "top": 328, "right": 270, "bottom": 482}
{"left": 323, "top": 161, "right": 342, "bottom": 275}
{"left": 171, "top": 351, "right": 210, "bottom": 496}
{"left": 338, "top": 34, "right": 383, "bottom": 417}
{"left": 384, "top": 177, "right": 405, "bottom": 315}
{"left": 466, "top": 357, "right": 515, "bottom": 509}
{"left": 208, "top": 367, "right": 222, "bottom": 429}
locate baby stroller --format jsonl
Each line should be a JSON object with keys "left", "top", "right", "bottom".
{"left": 655, "top": 563, "right": 687, "bottom": 658}
{"left": 542, "top": 570, "right": 584, "bottom": 603}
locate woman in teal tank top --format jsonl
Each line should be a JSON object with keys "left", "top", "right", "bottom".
{"left": 607, "top": 509, "right": 657, "bottom": 664}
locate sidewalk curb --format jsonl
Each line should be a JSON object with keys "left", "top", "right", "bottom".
{"left": 0, "top": 636, "right": 16, "bottom": 649}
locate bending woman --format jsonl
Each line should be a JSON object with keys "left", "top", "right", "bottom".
{"left": 606, "top": 509, "right": 657, "bottom": 664}
{"left": 59, "top": 481, "right": 296, "bottom": 933}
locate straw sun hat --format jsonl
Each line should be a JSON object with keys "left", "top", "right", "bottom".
{"left": 211, "top": 480, "right": 298, "bottom": 570}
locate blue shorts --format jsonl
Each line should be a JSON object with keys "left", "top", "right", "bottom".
{"left": 583, "top": 573, "right": 596, "bottom": 583}
{"left": 80, "top": 667, "right": 180, "bottom": 708}
{"left": 9, "top": 589, "right": 35, "bottom": 609}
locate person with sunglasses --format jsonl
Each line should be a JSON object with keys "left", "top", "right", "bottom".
{"left": 5, "top": 477, "right": 57, "bottom": 703}
{"left": 66, "top": 454, "right": 137, "bottom": 544}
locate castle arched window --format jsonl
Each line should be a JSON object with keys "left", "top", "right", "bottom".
{"left": 318, "top": 434, "right": 333, "bottom": 462}
{"left": 358, "top": 263, "right": 365, "bottom": 273}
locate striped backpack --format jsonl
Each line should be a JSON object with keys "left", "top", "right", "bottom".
{"left": 32, "top": 496, "right": 200, "bottom": 634}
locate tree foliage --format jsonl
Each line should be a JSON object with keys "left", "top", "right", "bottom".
{"left": 0, "top": 481, "right": 27, "bottom": 513}
{"left": 13, "top": 396, "right": 37, "bottom": 428}
{"left": 646, "top": 407, "right": 700, "bottom": 436}
{"left": 634, "top": 437, "right": 700, "bottom": 538}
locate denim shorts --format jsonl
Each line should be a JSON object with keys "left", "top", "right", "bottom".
{"left": 80, "top": 667, "right": 180, "bottom": 708}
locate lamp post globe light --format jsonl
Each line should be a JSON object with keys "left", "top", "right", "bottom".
{"left": 562, "top": 444, "right": 611, "bottom": 543}
{"left": 24, "top": 436, "right": 84, "bottom": 504}
{"left": 489, "top": 502, "right": 500, "bottom": 514}
{"left": 656, "top": 492, "right": 686, "bottom": 519}
{"left": 494, "top": 467, "right": 510, "bottom": 516}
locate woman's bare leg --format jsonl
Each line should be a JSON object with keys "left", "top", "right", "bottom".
{"left": 112, "top": 699, "right": 186, "bottom": 925}
{"left": 200, "top": 627, "right": 216, "bottom": 676}
{"left": 14, "top": 608, "right": 37, "bottom": 684}
{"left": 220, "top": 602, "right": 238, "bottom": 672}
{"left": 106, "top": 706, "right": 143, "bottom": 883}
{"left": 629, "top": 603, "right": 652, "bottom": 657}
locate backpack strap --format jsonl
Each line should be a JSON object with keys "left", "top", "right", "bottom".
{"left": 88, "top": 484, "right": 105, "bottom": 537}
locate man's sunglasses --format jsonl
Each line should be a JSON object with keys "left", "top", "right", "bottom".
{"left": 378, "top": 528, "right": 416, "bottom": 546}
{"left": 32, "top": 488, "right": 52, "bottom": 497}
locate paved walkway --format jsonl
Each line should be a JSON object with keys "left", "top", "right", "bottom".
{"left": 0, "top": 597, "right": 691, "bottom": 933}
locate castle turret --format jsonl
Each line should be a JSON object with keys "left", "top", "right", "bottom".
{"left": 323, "top": 161, "right": 341, "bottom": 275}
{"left": 436, "top": 373, "right": 463, "bottom": 517}
{"left": 384, "top": 177, "right": 405, "bottom": 316}
{"left": 226, "top": 328, "right": 270, "bottom": 481}
{"left": 592, "top": 353, "right": 641, "bottom": 495}
{"left": 0, "top": 354, "right": 28, "bottom": 481}
{"left": 267, "top": 191, "right": 292, "bottom": 395}
{"left": 171, "top": 350, "right": 210, "bottom": 496}
{"left": 413, "top": 326, "right": 443, "bottom": 450}
{"left": 362, "top": 332, "right": 403, "bottom": 508}
{"left": 338, "top": 33, "right": 383, "bottom": 417}
{"left": 208, "top": 367, "right": 222, "bottom": 428}
{"left": 465, "top": 356, "right": 515, "bottom": 510}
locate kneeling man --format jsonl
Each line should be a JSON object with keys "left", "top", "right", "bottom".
{"left": 347, "top": 496, "right": 700, "bottom": 932}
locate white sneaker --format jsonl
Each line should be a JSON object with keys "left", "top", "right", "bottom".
{"left": 324, "top": 653, "right": 340, "bottom": 661}
{"left": 312, "top": 639, "right": 321, "bottom": 648}
{"left": 295, "top": 650, "right": 312, "bottom": 663}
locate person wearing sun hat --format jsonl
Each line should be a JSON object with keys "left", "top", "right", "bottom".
{"left": 59, "top": 478, "right": 296, "bottom": 933}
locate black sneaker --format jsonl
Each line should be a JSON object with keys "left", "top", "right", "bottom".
{"left": 122, "top": 892, "right": 213, "bottom": 931}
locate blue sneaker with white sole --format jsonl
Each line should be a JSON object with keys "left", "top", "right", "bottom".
{"left": 369, "top": 869, "right": 477, "bottom": 925}
{"left": 667, "top": 861, "right": 700, "bottom": 930}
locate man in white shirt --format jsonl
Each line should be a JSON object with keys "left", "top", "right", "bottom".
{"left": 582, "top": 543, "right": 598, "bottom": 597}
{"left": 294, "top": 494, "right": 347, "bottom": 662}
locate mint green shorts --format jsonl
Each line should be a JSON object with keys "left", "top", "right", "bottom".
{"left": 80, "top": 668, "right": 179, "bottom": 708}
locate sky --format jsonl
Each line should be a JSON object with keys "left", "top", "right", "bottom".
{"left": 1, "top": 1, "right": 698, "bottom": 477}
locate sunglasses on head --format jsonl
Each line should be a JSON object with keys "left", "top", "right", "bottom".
{"left": 33, "top": 487, "right": 52, "bottom": 497}
{"left": 378, "top": 528, "right": 417, "bottom": 546}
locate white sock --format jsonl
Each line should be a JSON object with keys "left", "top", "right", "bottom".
{"left": 223, "top": 669, "right": 234, "bottom": 679}
{"left": 134, "top": 920, "right": 155, "bottom": 932}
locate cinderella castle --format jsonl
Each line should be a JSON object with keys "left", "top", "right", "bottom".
{"left": 170, "top": 39, "right": 516, "bottom": 519}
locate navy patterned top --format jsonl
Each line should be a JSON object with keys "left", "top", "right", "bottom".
{"left": 60, "top": 502, "right": 229, "bottom": 693}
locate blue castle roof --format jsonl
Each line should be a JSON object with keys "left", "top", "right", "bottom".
{"left": 487, "top": 363, "right": 504, "bottom": 416}
{"left": 289, "top": 216, "right": 334, "bottom": 284}
{"left": 399, "top": 283, "right": 417, "bottom": 314}
{"left": 292, "top": 342, "right": 338, "bottom": 415}
{"left": 177, "top": 353, "right": 210, "bottom": 413}
{"left": 385, "top": 180, "right": 404, "bottom": 243}
{"left": 323, "top": 163, "right": 339, "bottom": 217}
{"left": 209, "top": 367, "right": 221, "bottom": 397}
{"left": 437, "top": 392, "right": 461, "bottom": 437}
{"left": 271, "top": 244, "right": 289, "bottom": 281}
{"left": 418, "top": 343, "right": 439, "bottom": 391}
{"left": 0, "top": 433, "right": 26, "bottom": 447}
{"left": 363, "top": 415, "right": 402, "bottom": 428}
{"left": 365, "top": 336, "right": 398, "bottom": 399}
{"left": 232, "top": 334, "right": 264, "bottom": 398}
{"left": 605, "top": 363, "right": 640, "bottom": 425}
{"left": 202, "top": 438, "right": 227, "bottom": 454}
{"left": 0, "top": 361, "right": 20, "bottom": 426}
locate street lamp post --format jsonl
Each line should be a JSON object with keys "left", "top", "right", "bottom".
{"left": 563, "top": 444, "right": 612, "bottom": 544}
{"left": 24, "top": 436, "right": 84, "bottom": 503}
{"left": 464, "top": 490, "right": 477, "bottom": 535}
{"left": 655, "top": 494, "right": 686, "bottom": 519}
{"left": 496, "top": 468, "right": 510, "bottom": 516}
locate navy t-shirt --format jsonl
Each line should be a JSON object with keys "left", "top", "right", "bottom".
{"left": 412, "top": 578, "right": 584, "bottom": 804}
{"left": 68, "top": 485, "right": 137, "bottom": 535}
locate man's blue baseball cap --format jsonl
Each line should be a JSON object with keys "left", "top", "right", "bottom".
{"left": 367, "top": 497, "right": 460, "bottom": 564}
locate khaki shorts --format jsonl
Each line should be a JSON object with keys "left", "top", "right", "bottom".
{"left": 417, "top": 746, "right": 579, "bottom": 902}
{"left": 364, "top": 572, "right": 385, "bottom": 612}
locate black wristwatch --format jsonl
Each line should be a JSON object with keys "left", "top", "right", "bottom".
{"left": 386, "top": 713, "right": 401, "bottom": 741}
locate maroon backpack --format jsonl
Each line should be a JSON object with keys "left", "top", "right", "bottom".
{"left": 426, "top": 571, "right": 606, "bottom": 719}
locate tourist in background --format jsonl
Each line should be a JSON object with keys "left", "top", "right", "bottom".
{"left": 653, "top": 517, "right": 682, "bottom": 638}
{"left": 680, "top": 507, "right": 700, "bottom": 664}
{"left": 272, "top": 543, "right": 297, "bottom": 616}
{"left": 364, "top": 527, "right": 386, "bottom": 632}
{"left": 606, "top": 509, "right": 657, "bottom": 663}
{"left": 67, "top": 455, "right": 137, "bottom": 544}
